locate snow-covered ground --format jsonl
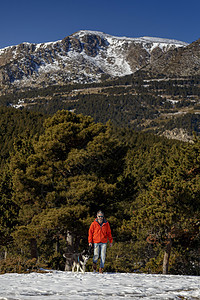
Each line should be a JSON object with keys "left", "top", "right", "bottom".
{"left": 0, "top": 271, "right": 199, "bottom": 299}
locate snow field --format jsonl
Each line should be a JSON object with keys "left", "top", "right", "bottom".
{"left": 0, "top": 271, "right": 199, "bottom": 299}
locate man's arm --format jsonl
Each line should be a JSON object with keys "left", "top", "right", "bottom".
{"left": 107, "top": 222, "right": 113, "bottom": 245}
{"left": 88, "top": 223, "right": 94, "bottom": 245}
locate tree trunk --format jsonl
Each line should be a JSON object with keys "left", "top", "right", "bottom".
{"left": 64, "top": 231, "right": 74, "bottom": 271}
{"left": 30, "top": 238, "right": 38, "bottom": 259}
{"left": 55, "top": 236, "right": 60, "bottom": 254}
{"left": 163, "top": 235, "right": 172, "bottom": 274}
{"left": 4, "top": 247, "right": 7, "bottom": 260}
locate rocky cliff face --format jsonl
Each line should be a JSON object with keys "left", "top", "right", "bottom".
{"left": 0, "top": 30, "right": 187, "bottom": 93}
{"left": 141, "top": 38, "right": 200, "bottom": 77}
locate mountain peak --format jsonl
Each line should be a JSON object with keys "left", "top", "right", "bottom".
{"left": 71, "top": 30, "right": 187, "bottom": 45}
{"left": 0, "top": 30, "right": 192, "bottom": 93}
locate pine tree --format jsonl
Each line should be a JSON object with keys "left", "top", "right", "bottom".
{"left": 9, "top": 110, "right": 126, "bottom": 266}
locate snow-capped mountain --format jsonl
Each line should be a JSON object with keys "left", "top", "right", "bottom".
{"left": 0, "top": 30, "right": 188, "bottom": 93}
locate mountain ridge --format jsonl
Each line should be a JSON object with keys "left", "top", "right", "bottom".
{"left": 140, "top": 38, "right": 200, "bottom": 77}
{"left": 0, "top": 30, "right": 188, "bottom": 94}
{"left": 0, "top": 30, "right": 188, "bottom": 52}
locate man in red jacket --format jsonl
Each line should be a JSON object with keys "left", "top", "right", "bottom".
{"left": 88, "top": 210, "right": 113, "bottom": 273}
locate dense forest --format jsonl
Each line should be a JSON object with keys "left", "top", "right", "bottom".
{"left": 0, "top": 74, "right": 200, "bottom": 137}
{"left": 0, "top": 107, "right": 199, "bottom": 275}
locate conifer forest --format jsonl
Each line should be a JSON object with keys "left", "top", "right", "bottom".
{"left": 0, "top": 76, "right": 200, "bottom": 275}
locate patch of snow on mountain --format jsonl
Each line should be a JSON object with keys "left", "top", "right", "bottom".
{"left": 38, "top": 60, "right": 60, "bottom": 73}
{"left": 139, "top": 36, "right": 188, "bottom": 46}
{"left": 0, "top": 45, "right": 15, "bottom": 54}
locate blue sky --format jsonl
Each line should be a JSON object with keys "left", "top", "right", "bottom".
{"left": 1, "top": 0, "right": 199, "bottom": 49}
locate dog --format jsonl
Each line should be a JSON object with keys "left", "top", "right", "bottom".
{"left": 63, "top": 247, "right": 92, "bottom": 273}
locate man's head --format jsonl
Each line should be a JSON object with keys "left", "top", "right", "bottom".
{"left": 97, "top": 210, "right": 104, "bottom": 224}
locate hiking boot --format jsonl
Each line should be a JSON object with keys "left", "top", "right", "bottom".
{"left": 99, "top": 268, "right": 103, "bottom": 273}
{"left": 93, "top": 263, "right": 97, "bottom": 271}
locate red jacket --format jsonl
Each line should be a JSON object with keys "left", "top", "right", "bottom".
{"left": 88, "top": 219, "right": 113, "bottom": 244}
